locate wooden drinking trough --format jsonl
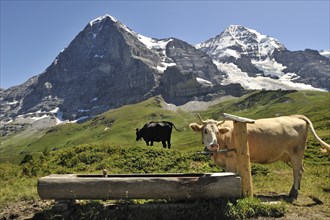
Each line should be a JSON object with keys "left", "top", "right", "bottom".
{"left": 38, "top": 173, "right": 241, "bottom": 200}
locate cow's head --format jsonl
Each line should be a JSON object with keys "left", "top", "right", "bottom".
{"left": 136, "top": 128, "right": 142, "bottom": 141}
{"left": 189, "top": 115, "right": 230, "bottom": 151}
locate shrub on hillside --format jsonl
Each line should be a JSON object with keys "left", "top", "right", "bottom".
{"left": 19, "top": 144, "right": 221, "bottom": 177}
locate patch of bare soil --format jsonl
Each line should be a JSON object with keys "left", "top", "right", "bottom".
{"left": 0, "top": 200, "right": 54, "bottom": 220}
{"left": 1, "top": 194, "right": 329, "bottom": 220}
{"left": 255, "top": 193, "right": 330, "bottom": 220}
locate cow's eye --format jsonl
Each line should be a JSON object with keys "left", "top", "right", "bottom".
{"left": 204, "top": 130, "right": 207, "bottom": 134}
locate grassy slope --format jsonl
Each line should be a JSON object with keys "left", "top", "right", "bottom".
{"left": 0, "top": 90, "right": 329, "bottom": 218}
{"left": 1, "top": 90, "right": 329, "bottom": 164}
{"left": 0, "top": 97, "right": 201, "bottom": 164}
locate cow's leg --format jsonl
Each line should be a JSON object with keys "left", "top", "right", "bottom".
{"left": 289, "top": 153, "right": 305, "bottom": 199}
{"left": 150, "top": 141, "right": 154, "bottom": 146}
{"left": 167, "top": 140, "right": 171, "bottom": 149}
{"left": 145, "top": 141, "right": 149, "bottom": 146}
{"left": 162, "top": 141, "right": 166, "bottom": 148}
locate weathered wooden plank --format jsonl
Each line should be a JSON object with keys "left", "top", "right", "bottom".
{"left": 233, "top": 121, "right": 253, "bottom": 197}
{"left": 223, "top": 113, "right": 255, "bottom": 124}
{"left": 38, "top": 173, "right": 242, "bottom": 200}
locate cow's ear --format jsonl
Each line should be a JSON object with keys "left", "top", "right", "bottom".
{"left": 218, "top": 126, "right": 231, "bottom": 134}
{"left": 189, "top": 123, "right": 203, "bottom": 132}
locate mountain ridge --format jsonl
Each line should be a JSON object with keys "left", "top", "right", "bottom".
{"left": 1, "top": 14, "right": 329, "bottom": 136}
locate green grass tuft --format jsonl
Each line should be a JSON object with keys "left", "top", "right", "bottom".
{"left": 225, "top": 197, "right": 286, "bottom": 219}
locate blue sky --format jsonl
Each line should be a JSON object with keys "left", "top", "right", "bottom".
{"left": 1, "top": 1, "right": 329, "bottom": 89}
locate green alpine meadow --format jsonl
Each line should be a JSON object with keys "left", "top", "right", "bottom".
{"left": 1, "top": 90, "right": 329, "bottom": 219}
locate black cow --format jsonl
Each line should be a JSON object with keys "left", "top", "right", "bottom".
{"left": 136, "top": 121, "right": 178, "bottom": 149}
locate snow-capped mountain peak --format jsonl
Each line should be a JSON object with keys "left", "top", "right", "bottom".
{"left": 196, "top": 25, "right": 286, "bottom": 61}
{"left": 89, "top": 14, "right": 117, "bottom": 26}
{"left": 196, "top": 24, "right": 328, "bottom": 92}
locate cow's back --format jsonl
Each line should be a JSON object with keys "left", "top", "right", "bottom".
{"left": 146, "top": 122, "right": 172, "bottom": 140}
{"left": 218, "top": 116, "right": 308, "bottom": 164}
{"left": 248, "top": 116, "right": 307, "bottom": 137}
{"left": 157, "top": 123, "right": 172, "bottom": 139}
{"left": 247, "top": 116, "right": 308, "bottom": 163}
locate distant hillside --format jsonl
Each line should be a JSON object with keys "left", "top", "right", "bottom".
{"left": 0, "top": 90, "right": 329, "bottom": 164}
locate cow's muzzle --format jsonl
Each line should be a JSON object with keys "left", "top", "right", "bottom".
{"left": 206, "top": 143, "right": 219, "bottom": 152}
{"left": 204, "top": 144, "right": 219, "bottom": 152}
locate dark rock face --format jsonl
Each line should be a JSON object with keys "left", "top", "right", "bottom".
{"left": 165, "top": 39, "right": 223, "bottom": 84}
{"left": 0, "top": 76, "right": 39, "bottom": 121}
{"left": 271, "top": 49, "right": 330, "bottom": 90}
{"left": 1, "top": 16, "right": 158, "bottom": 121}
{"left": 159, "top": 39, "right": 233, "bottom": 105}
{"left": 160, "top": 67, "right": 211, "bottom": 105}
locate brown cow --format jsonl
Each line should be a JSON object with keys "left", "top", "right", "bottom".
{"left": 189, "top": 115, "right": 330, "bottom": 199}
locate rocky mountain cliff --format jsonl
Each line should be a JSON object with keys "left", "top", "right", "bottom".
{"left": 1, "top": 15, "right": 329, "bottom": 134}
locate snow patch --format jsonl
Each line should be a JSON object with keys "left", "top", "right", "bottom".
{"left": 251, "top": 58, "right": 286, "bottom": 78}
{"left": 138, "top": 35, "right": 170, "bottom": 50}
{"left": 72, "top": 116, "right": 89, "bottom": 123}
{"left": 224, "top": 49, "right": 241, "bottom": 58}
{"left": 196, "top": 77, "right": 213, "bottom": 86}
{"left": 8, "top": 107, "right": 92, "bottom": 127}
{"left": 137, "top": 35, "right": 176, "bottom": 72}
{"left": 44, "top": 82, "right": 52, "bottom": 90}
{"left": 94, "top": 54, "right": 104, "bottom": 59}
{"left": 50, "top": 107, "right": 59, "bottom": 113}
{"left": 31, "top": 114, "right": 49, "bottom": 121}
{"left": 214, "top": 61, "right": 324, "bottom": 91}
{"left": 90, "top": 97, "right": 98, "bottom": 102}
{"left": 49, "top": 108, "right": 66, "bottom": 125}
{"left": 319, "top": 50, "right": 330, "bottom": 59}
{"left": 78, "top": 109, "right": 90, "bottom": 113}
{"left": 90, "top": 14, "right": 117, "bottom": 26}
{"left": 6, "top": 100, "right": 19, "bottom": 105}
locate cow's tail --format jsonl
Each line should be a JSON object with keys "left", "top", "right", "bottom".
{"left": 165, "top": 121, "right": 181, "bottom": 131}
{"left": 294, "top": 115, "right": 330, "bottom": 155}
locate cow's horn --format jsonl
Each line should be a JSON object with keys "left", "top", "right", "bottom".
{"left": 197, "top": 113, "right": 206, "bottom": 123}
{"left": 217, "top": 120, "right": 226, "bottom": 125}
